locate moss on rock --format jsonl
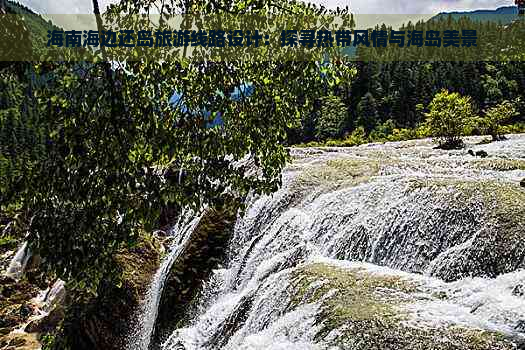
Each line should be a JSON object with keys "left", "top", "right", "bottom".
{"left": 291, "top": 264, "right": 414, "bottom": 335}
{"left": 406, "top": 178, "right": 525, "bottom": 215}
{"left": 291, "top": 158, "right": 381, "bottom": 193}
{"left": 471, "top": 159, "right": 525, "bottom": 171}
{"left": 291, "top": 263, "right": 517, "bottom": 350}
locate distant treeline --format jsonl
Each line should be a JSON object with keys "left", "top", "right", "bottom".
{"left": 286, "top": 16, "right": 525, "bottom": 145}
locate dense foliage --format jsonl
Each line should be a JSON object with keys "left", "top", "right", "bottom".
{"left": 0, "top": 1, "right": 353, "bottom": 345}
{"left": 482, "top": 99, "right": 520, "bottom": 140}
{"left": 0, "top": 0, "right": 355, "bottom": 304}
{"left": 1, "top": 2, "right": 524, "bottom": 347}
{"left": 425, "top": 90, "right": 474, "bottom": 148}
{"left": 288, "top": 16, "right": 525, "bottom": 145}
{"left": 315, "top": 95, "right": 347, "bottom": 140}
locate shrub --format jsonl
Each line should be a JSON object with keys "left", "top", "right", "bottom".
{"left": 387, "top": 128, "right": 417, "bottom": 142}
{"left": 414, "top": 124, "right": 432, "bottom": 139}
{"left": 342, "top": 126, "right": 368, "bottom": 146}
{"left": 482, "top": 100, "right": 519, "bottom": 141}
{"left": 425, "top": 90, "right": 475, "bottom": 149}
{"left": 501, "top": 122, "right": 525, "bottom": 135}
{"left": 369, "top": 119, "right": 396, "bottom": 142}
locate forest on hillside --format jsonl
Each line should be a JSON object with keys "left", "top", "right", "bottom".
{"left": 287, "top": 16, "right": 525, "bottom": 145}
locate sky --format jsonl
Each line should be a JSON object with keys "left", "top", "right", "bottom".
{"left": 322, "top": 0, "right": 514, "bottom": 14}
{"left": 18, "top": 0, "right": 516, "bottom": 14}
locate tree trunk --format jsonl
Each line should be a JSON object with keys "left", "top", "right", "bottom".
{"left": 91, "top": 0, "right": 108, "bottom": 61}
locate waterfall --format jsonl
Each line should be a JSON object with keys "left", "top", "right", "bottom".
{"left": 127, "top": 212, "right": 203, "bottom": 350}
{"left": 36, "top": 279, "right": 66, "bottom": 312}
{"left": 6, "top": 241, "right": 32, "bottom": 280}
{"left": 131, "top": 135, "right": 525, "bottom": 350}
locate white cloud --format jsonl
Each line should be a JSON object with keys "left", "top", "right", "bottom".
{"left": 316, "top": 0, "right": 514, "bottom": 13}
{"left": 18, "top": 0, "right": 117, "bottom": 14}
{"left": 16, "top": 0, "right": 517, "bottom": 33}
{"left": 18, "top": 0, "right": 516, "bottom": 14}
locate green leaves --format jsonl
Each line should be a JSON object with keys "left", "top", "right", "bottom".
{"left": 482, "top": 99, "right": 519, "bottom": 140}
{"left": 425, "top": 89, "right": 475, "bottom": 149}
{"left": 315, "top": 95, "right": 347, "bottom": 140}
{"left": 0, "top": 0, "right": 360, "bottom": 309}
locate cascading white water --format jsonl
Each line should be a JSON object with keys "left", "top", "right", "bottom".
{"left": 36, "top": 279, "right": 66, "bottom": 312}
{"left": 134, "top": 135, "right": 525, "bottom": 350}
{"left": 127, "top": 212, "right": 204, "bottom": 350}
{"left": 6, "top": 241, "right": 32, "bottom": 280}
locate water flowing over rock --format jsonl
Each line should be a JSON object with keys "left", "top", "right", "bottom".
{"left": 129, "top": 135, "right": 525, "bottom": 350}
{"left": 127, "top": 202, "right": 240, "bottom": 350}
{"left": 23, "top": 279, "right": 67, "bottom": 334}
{"left": 126, "top": 213, "right": 203, "bottom": 350}
{"left": 5, "top": 242, "right": 32, "bottom": 280}
{"left": 41, "top": 280, "right": 66, "bottom": 312}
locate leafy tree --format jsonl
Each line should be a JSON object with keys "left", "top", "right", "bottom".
{"left": 346, "top": 17, "right": 525, "bottom": 139}
{"left": 210, "top": 16, "right": 525, "bottom": 146}
{"left": 315, "top": 95, "right": 347, "bottom": 141}
{"left": 357, "top": 92, "right": 379, "bottom": 133}
{"left": 425, "top": 90, "right": 475, "bottom": 149}
{"left": 482, "top": 64, "right": 519, "bottom": 108}
{"left": 0, "top": 0, "right": 354, "bottom": 303}
{"left": 482, "top": 67, "right": 504, "bottom": 107}
{"left": 483, "top": 99, "right": 519, "bottom": 141}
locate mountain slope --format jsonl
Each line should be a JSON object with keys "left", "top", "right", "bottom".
{"left": 431, "top": 6, "right": 519, "bottom": 25}
{"left": 5, "top": 1, "right": 61, "bottom": 52}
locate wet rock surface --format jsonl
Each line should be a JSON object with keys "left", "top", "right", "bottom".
{"left": 153, "top": 202, "right": 239, "bottom": 345}
{"left": 289, "top": 262, "right": 519, "bottom": 350}
{"left": 0, "top": 275, "right": 40, "bottom": 336}
{"left": 158, "top": 135, "right": 525, "bottom": 350}
{"left": 514, "top": 285, "right": 525, "bottom": 297}
{"left": 62, "top": 234, "right": 162, "bottom": 350}
{"left": 0, "top": 332, "right": 40, "bottom": 350}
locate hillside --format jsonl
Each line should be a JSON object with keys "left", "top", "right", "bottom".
{"left": 431, "top": 6, "right": 519, "bottom": 25}
{"left": 5, "top": 1, "right": 61, "bottom": 52}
